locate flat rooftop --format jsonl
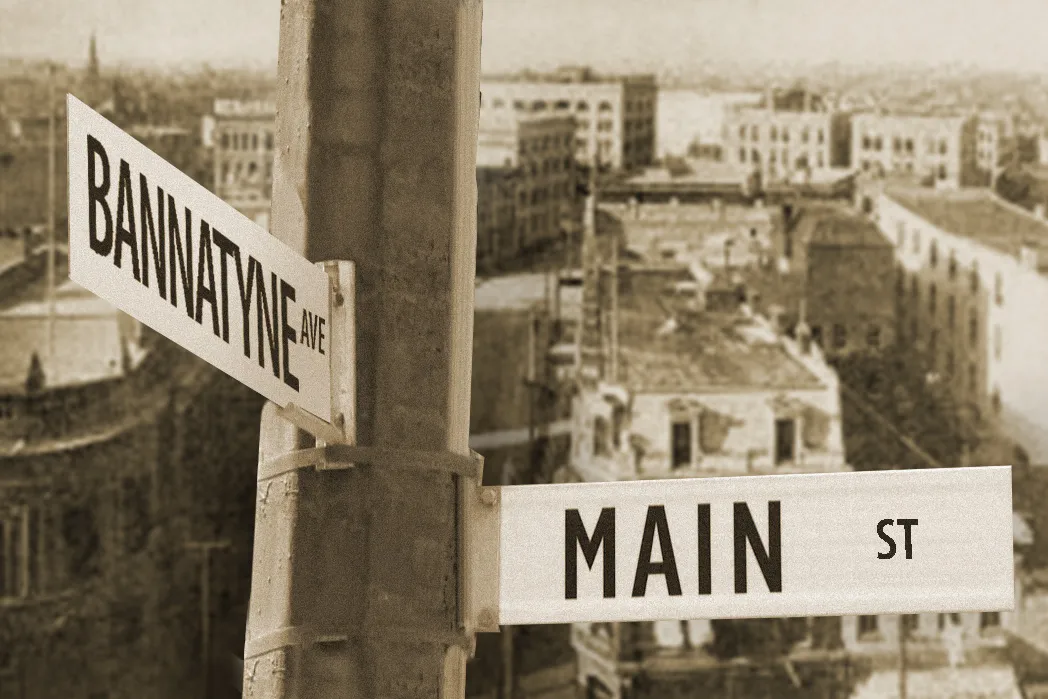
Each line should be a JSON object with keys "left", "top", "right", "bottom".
{"left": 474, "top": 272, "right": 582, "bottom": 314}
{"left": 0, "top": 278, "right": 145, "bottom": 390}
{"left": 885, "top": 186, "right": 1048, "bottom": 261}
{"left": 616, "top": 269, "right": 824, "bottom": 394}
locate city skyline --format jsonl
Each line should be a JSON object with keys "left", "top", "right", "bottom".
{"left": 5, "top": 0, "right": 1048, "bottom": 75}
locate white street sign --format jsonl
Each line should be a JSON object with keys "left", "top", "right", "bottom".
{"left": 67, "top": 95, "right": 333, "bottom": 422}
{"left": 481, "top": 466, "right": 1014, "bottom": 625}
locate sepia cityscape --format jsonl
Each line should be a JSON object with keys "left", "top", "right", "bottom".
{"left": 3, "top": 0, "right": 1048, "bottom": 697}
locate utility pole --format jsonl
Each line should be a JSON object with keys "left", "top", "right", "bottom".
{"left": 241, "top": 1, "right": 484, "bottom": 698}
{"left": 46, "top": 62, "right": 57, "bottom": 361}
{"left": 185, "top": 539, "right": 232, "bottom": 699}
{"left": 898, "top": 615, "right": 908, "bottom": 699}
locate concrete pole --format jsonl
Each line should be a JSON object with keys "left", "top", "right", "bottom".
{"left": 241, "top": 0, "right": 483, "bottom": 697}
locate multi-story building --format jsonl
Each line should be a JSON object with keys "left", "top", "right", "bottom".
{"left": 723, "top": 88, "right": 848, "bottom": 185}
{"left": 480, "top": 66, "right": 657, "bottom": 171}
{"left": 477, "top": 110, "right": 578, "bottom": 253}
{"left": 656, "top": 89, "right": 762, "bottom": 160}
{"left": 975, "top": 112, "right": 1017, "bottom": 180}
{"left": 209, "top": 98, "right": 276, "bottom": 228}
{"left": 850, "top": 111, "right": 981, "bottom": 188}
{"left": 864, "top": 181, "right": 1048, "bottom": 462}
{"left": 562, "top": 251, "right": 853, "bottom": 698}
{"left": 475, "top": 165, "right": 520, "bottom": 269}
{"left": 786, "top": 204, "right": 897, "bottom": 357}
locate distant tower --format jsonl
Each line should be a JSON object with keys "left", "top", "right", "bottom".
{"left": 87, "top": 32, "right": 100, "bottom": 82}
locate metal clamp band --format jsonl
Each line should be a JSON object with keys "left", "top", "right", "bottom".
{"left": 244, "top": 624, "right": 473, "bottom": 660}
{"left": 258, "top": 445, "right": 484, "bottom": 483}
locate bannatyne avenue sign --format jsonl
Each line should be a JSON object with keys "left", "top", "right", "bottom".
{"left": 67, "top": 95, "right": 333, "bottom": 422}
{"left": 485, "top": 466, "right": 1014, "bottom": 625}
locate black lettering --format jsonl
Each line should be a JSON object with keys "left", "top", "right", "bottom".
{"left": 237, "top": 257, "right": 257, "bottom": 359}
{"left": 898, "top": 519, "right": 918, "bottom": 560}
{"left": 212, "top": 229, "right": 239, "bottom": 343}
{"left": 255, "top": 267, "right": 280, "bottom": 378}
{"left": 565, "top": 508, "right": 615, "bottom": 600}
{"left": 168, "top": 198, "right": 195, "bottom": 318}
{"left": 280, "top": 280, "right": 300, "bottom": 392}
{"left": 301, "top": 310, "right": 312, "bottom": 349}
{"left": 733, "top": 501, "right": 782, "bottom": 594}
{"left": 194, "top": 222, "right": 220, "bottom": 336}
{"left": 87, "top": 135, "right": 113, "bottom": 256}
{"left": 632, "top": 505, "right": 682, "bottom": 597}
{"left": 114, "top": 160, "right": 141, "bottom": 281}
{"left": 877, "top": 519, "right": 896, "bottom": 560}
{"left": 139, "top": 178, "right": 166, "bottom": 299}
{"left": 698, "top": 503, "right": 711, "bottom": 595}
{"left": 317, "top": 317, "right": 326, "bottom": 355}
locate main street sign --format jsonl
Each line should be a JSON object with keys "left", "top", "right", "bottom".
{"left": 67, "top": 95, "right": 333, "bottom": 422}
{"left": 469, "top": 466, "right": 1014, "bottom": 626}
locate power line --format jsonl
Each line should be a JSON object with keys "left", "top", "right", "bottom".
{"left": 838, "top": 381, "right": 944, "bottom": 470}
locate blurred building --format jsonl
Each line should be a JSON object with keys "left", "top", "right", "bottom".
{"left": 209, "top": 99, "right": 276, "bottom": 228}
{"left": 778, "top": 204, "right": 897, "bottom": 358}
{"left": 850, "top": 111, "right": 981, "bottom": 188}
{"left": 655, "top": 88, "right": 762, "bottom": 161}
{"left": 475, "top": 165, "right": 520, "bottom": 270}
{"left": 478, "top": 110, "right": 578, "bottom": 255}
{"left": 722, "top": 87, "right": 850, "bottom": 186}
{"left": 862, "top": 180, "right": 1048, "bottom": 463}
{"left": 0, "top": 245, "right": 260, "bottom": 698}
{"left": 480, "top": 66, "right": 657, "bottom": 171}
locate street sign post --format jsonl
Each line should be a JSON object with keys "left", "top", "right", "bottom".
{"left": 66, "top": 95, "right": 333, "bottom": 423}
{"left": 466, "top": 466, "right": 1015, "bottom": 627}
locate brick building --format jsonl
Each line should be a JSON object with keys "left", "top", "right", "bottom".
{"left": 786, "top": 204, "right": 897, "bottom": 358}
{"left": 208, "top": 99, "right": 276, "bottom": 228}
{"left": 861, "top": 181, "right": 1048, "bottom": 462}
{"left": 480, "top": 66, "right": 657, "bottom": 171}
{"left": 850, "top": 111, "right": 981, "bottom": 188}
{"left": 722, "top": 88, "right": 850, "bottom": 185}
{"left": 475, "top": 165, "right": 520, "bottom": 269}
{"left": 477, "top": 110, "right": 578, "bottom": 254}
{"left": 0, "top": 249, "right": 261, "bottom": 697}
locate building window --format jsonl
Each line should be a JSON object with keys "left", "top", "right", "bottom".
{"left": 832, "top": 324, "right": 847, "bottom": 349}
{"left": 994, "top": 325, "right": 1002, "bottom": 360}
{"left": 947, "top": 251, "right": 957, "bottom": 279}
{"left": 774, "top": 419, "right": 796, "bottom": 465}
{"left": 818, "top": 129, "right": 825, "bottom": 144}
{"left": 970, "top": 262, "right": 979, "bottom": 292}
{"left": 671, "top": 421, "right": 692, "bottom": 468}
{"left": 867, "top": 325, "right": 881, "bottom": 349}
{"left": 739, "top": 125, "right": 746, "bottom": 139}
{"left": 980, "top": 612, "right": 1001, "bottom": 630}
{"left": 992, "top": 388, "right": 1002, "bottom": 415}
{"left": 770, "top": 126, "right": 778, "bottom": 142}
{"left": 63, "top": 505, "right": 100, "bottom": 579}
{"left": 969, "top": 310, "right": 979, "bottom": 347}
{"left": 946, "top": 295, "right": 955, "bottom": 327}
{"left": 121, "top": 477, "right": 151, "bottom": 555}
{"left": 929, "top": 283, "right": 937, "bottom": 314}
{"left": 858, "top": 615, "right": 879, "bottom": 637}
{"left": 751, "top": 126, "right": 759, "bottom": 141}
{"left": 911, "top": 276, "right": 919, "bottom": 303}
{"left": 902, "top": 614, "right": 919, "bottom": 634}
{"left": 969, "top": 363, "right": 978, "bottom": 392}
{"left": 946, "top": 348, "right": 955, "bottom": 375}
{"left": 0, "top": 506, "right": 32, "bottom": 600}
{"left": 739, "top": 148, "right": 747, "bottom": 163}
{"left": 939, "top": 165, "right": 948, "bottom": 180}
{"left": 593, "top": 417, "right": 610, "bottom": 457}
{"left": 930, "top": 240, "right": 938, "bottom": 267}
{"left": 995, "top": 273, "right": 1004, "bottom": 305}
{"left": 929, "top": 329, "right": 938, "bottom": 359}
{"left": 811, "top": 325, "right": 823, "bottom": 346}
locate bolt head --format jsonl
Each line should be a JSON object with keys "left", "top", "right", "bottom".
{"left": 480, "top": 488, "right": 496, "bottom": 506}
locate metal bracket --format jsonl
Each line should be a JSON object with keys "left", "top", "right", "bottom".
{"left": 275, "top": 403, "right": 346, "bottom": 444}
{"left": 244, "top": 624, "right": 474, "bottom": 661}
{"left": 258, "top": 444, "right": 485, "bottom": 483}
{"left": 462, "top": 482, "right": 502, "bottom": 634}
